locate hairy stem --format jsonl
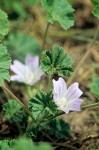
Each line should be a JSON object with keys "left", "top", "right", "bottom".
{"left": 49, "top": 102, "right": 99, "bottom": 119}
{"left": 28, "top": 101, "right": 99, "bottom": 129}
{"left": 67, "top": 23, "right": 99, "bottom": 85}
{"left": 42, "top": 22, "right": 50, "bottom": 49}
{"left": 2, "top": 84, "right": 35, "bottom": 121}
{"left": 48, "top": 75, "right": 52, "bottom": 90}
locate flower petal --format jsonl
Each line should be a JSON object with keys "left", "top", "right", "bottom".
{"left": 64, "top": 98, "right": 83, "bottom": 113}
{"left": 66, "top": 82, "right": 83, "bottom": 101}
{"left": 53, "top": 77, "right": 67, "bottom": 100}
{"left": 10, "top": 60, "right": 25, "bottom": 75}
{"left": 10, "top": 75, "right": 22, "bottom": 82}
{"left": 10, "top": 55, "right": 43, "bottom": 85}
{"left": 29, "top": 69, "right": 44, "bottom": 85}
{"left": 25, "top": 55, "right": 39, "bottom": 70}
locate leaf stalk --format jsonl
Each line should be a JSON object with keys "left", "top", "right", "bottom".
{"left": 42, "top": 22, "right": 50, "bottom": 49}
{"left": 2, "top": 84, "right": 35, "bottom": 122}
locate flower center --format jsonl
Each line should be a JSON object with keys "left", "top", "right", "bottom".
{"left": 24, "top": 66, "right": 35, "bottom": 84}
{"left": 56, "top": 97, "right": 68, "bottom": 110}
{"left": 26, "top": 72, "right": 34, "bottom": 83}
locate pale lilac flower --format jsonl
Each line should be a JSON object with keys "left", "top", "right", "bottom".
{"left": 10, "top": 55, "right": 44, "bottom": 85}
{"left": 52, "top": 77, "right": 83, "bottom": 113}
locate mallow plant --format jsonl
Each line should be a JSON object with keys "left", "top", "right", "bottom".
{"left": 0, "top": 0, "right": 99, "bottom": 149}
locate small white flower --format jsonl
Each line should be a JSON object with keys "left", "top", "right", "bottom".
{"left": 10, "top": 55, "right": 44, "bottom": 85}
{"left": 53, "top": 77, "right": 83, "bottom": 113}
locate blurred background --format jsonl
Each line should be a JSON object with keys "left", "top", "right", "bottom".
{"left": 0, "top": 0, "right": 99, "bottom": 149}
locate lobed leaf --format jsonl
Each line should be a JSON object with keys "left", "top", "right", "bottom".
{"left": 41, "top": 45, "right": 73, "bottom": 77}
{"left": 28, "top": 91, "right": 57, "bottom": 119}
{"left": 3, "top": 99, "right": 22, "bottom": 119}
{"left": 41, "top": 0, "right": 75, "bottom": 30}
{"left": 0, "top": 44, "right": 11, "bottom": 86}
{"left": 0, "top": 9, "right": 9, "bottom": 41}
{"left": 47, "top": 118, "right": 71, "bottom": 139}
{"left": 5, "top": 32, "right": 41, "bottom": 61}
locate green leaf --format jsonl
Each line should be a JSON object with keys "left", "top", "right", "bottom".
{"left": 41, "top": 45, "right": 73, "bottom": 77}
{"left": 11, "top": 138, "right": 52, "bottom": 150}
{"left": 0, "top": 1, "right": 28, "bottom": 19}
{"left": 91, "top": 0, "right": 99, "bottom": 19}
{"left": 91, "top": 0, "right": 99, "bottom": 6}
{"left": 90, "top": 77, "right": 99, "bottom": 99}
{"left": 12, "top": 2, "right": 28, "bottom": 18}
{"left": 5, "top": 32, "right": 41, "bottom": 61}
{"left": 0, "top": 138, "right": 53, "bottom": 150}
{"left": 0, "top": 141, "right": 9, "bottom": 150}
{"left": 27, "top": 127, "right": 39, "bottom": 140}
{"left": 41, "top": 0, "right": 74, "bottom": 30}
{"left": 3, "top": 99, "right": 22, "bottom": 119}
{"left": 0, "top": 139, "right": 16, "bottom": 150}
{"left": 0, "top": 9, "right": 9, "bottom": 41}
{"left": 0, "top": 44, "right": 11, "bottom": 86}
{"left": 47, "top": 118, "right": 71, "bottom": 139}
{"left": 92, "top": 6, "right": 99, "bottom": 19}
{"left": 28, "top": 91, "right": 57, "bottom": 119}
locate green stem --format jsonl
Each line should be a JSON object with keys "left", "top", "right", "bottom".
{"left": 26, "top": 101, "right": 99, "bottom": 129}
{"left": 2, "top": 84, "right": 35, "bottom": 122}
{"left": 48, "top": 75, "right": 52, "bottom": 90}
{"left": 49, "top": 29, "right": 95, "bottom": 38}
{"left": 42, "top": 22, "right": 50, "bottom": 50}
{"left": 47, "top": 102, "right": 99, "bottom": 120}
{"left": 81, "top": 102, "right": 99, "bottom": 109}
{"left": 25, "top": 85, "right": 33, "bottom": 99}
